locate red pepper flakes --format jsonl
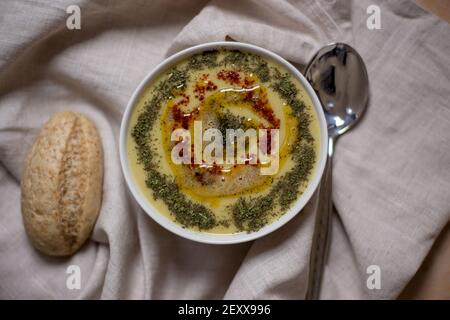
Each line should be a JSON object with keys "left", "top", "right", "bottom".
{"left": 209, "top": 163, "right": 222, "bottom": 175}
{"left": 243, "top": 76, "right": 255, "bottom": 88}
{"left": 194, "top": 79, "right": 217, "bottom": 101}
{"left": 172, "top": 99, "right": 199, "bottom": 130}
{"left": 206, "top": 81, "right": 218, "bottom": 91}
{"left": 172, "top": 93, "right": 190, "bottom": 109}
{"left": 217, "top": 69, "right": 241, "bottom": 85}
{"left": 243, "top": 89, "right": 280, "bottom": 129}
{"left": 189, "top": 162, "right": 225, "bottom": 181}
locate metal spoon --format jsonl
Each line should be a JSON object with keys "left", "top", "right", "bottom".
{"left": 304, "top": 43, "right": 369, "bottom": 299}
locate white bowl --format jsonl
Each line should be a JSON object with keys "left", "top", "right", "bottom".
{"left": 119, "top": 41, "right": 328, "bottom": 244}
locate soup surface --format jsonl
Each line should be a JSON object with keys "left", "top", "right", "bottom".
{"left": 127, "top": 48, "right": 321, "bottom": 234}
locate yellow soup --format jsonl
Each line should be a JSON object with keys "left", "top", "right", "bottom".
{"left": 127, "top": 49, "right": 321, "bottom": 234}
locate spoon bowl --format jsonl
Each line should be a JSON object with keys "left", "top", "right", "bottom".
{"left": 304, "top": 43, "right": 369, "bottom": 299}
{"left": 305, "top": 43, "right": 369, "bottom": 138}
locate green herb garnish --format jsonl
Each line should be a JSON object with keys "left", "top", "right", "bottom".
{"left": 131, "top": 49, "right": 316, "bottom": 232}
{"left": 188, "top": 50, "right": 219, "bottom": 70}
{"left": 131, "top": 69, "right": 216, "bottom": 230}
{"left": 223, "top": 49, "right": 271, "bottom": 82}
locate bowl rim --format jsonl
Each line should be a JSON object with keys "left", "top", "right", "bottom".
{"left": 119, "top": 41, "right": 328, "bottom": 244}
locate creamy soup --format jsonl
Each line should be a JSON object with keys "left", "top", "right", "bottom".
{"left": 127, "top": 49, "right": 321, "bottom": 234}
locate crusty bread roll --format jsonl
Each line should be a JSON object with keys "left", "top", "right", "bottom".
{"left": 21, "top": 111, "right": 103, "bottom": 256}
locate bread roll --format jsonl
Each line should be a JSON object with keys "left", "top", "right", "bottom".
{"left": 21, "top": 111, "right": 103, "bottom": 256}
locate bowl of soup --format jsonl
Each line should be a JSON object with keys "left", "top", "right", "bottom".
{"left": 120, "top": 41, "right": 328, "bottom": 244}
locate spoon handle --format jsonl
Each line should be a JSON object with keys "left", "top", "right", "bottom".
{"left": 305, "top": 136, "right": 334, "bottom": 300}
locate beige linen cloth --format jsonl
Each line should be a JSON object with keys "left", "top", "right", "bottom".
{"left": 0, "top": 0, "right": 449, "bottom": 299}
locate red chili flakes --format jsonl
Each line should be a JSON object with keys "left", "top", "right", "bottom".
{"left": 209, "top": 163, "right": 222, "bottom": 175}
{"left": 194, "top": 84, "right": 205, "bottom": 99}
{"left": 243, "top": 76, "right": 255, "bottom": 88}
{"left": 190, "top": 162, "right": 224, "bottom": 181}
{"left": 172, "top": 93, "right": 189, "bottom": 109}
{"left": 172, "top": 94, "right": 198, "bottom": 130}
{"left": 206, "top": 81, "right": 217, "bottom": 91}
{"left": 217, "top": 69, "right": 241, "bottom": 85}
{"left": 194, "top": 80, "right": 217, "bottom": 101}
{"left": 244, "top": 89, "right": 280, "bottom": 129}
{"left": 171, "top": 105, "right": 189, "bottom": 129}
{"left": 171, "top": 94, "right": 190, "bottom": 129}
{"left": 253, "top": 98, "right": 280, "bottom": 128}
{"left": 243, "top": 87, "right": 255, "bottom": 101}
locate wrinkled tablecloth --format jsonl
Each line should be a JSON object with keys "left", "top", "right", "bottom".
{"left": 1, "top": 0, "right": 449, "bottom": 299}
